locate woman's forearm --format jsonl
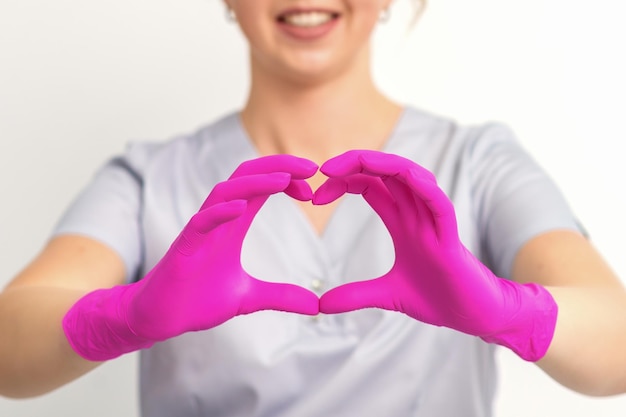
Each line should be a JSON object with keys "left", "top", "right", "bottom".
{"left": 538, "top": 285, "right": 626, "bottom": 396}
{"left": 0, "top": 286, "right": 103, "bottom": 398}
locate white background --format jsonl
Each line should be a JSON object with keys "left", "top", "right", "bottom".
{"left": 1, "top": 0, "right": 626, "bottom": 415}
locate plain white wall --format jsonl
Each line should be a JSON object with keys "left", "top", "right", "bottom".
{"left": 1, "top": 0, "right": 625, "bottom": 415}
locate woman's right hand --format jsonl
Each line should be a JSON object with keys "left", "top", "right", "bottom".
{"left": 63, "top": 155, "right": 320, "bottom": 361}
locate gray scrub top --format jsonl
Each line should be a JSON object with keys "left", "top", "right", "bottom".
{"left": 54, "top": 107, "right": 581, "bottom": 417}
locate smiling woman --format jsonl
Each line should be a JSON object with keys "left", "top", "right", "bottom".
{"left": 1, "top": 1, "right": 626, "bottom": 417}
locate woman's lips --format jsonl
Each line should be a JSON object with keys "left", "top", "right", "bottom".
{"left": 276, "top": 11, "right": 340, "bottom": 41}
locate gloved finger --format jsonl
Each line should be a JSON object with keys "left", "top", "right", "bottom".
{"left": 324, "top": 152, "right": 454, "bottom": 243}
{"left": 354, "top": 152, "right": 439, "bottom": 218}
{"left": 314, "top": 174, "right": 391, "bottom": 205}
{"left": 319, "top": 150, "right": 375, "bottom": 177}
{"left": 321, "top": 150, "right": 437, "bottom": 184}
{"left": 312, "top": 177, "right": 349, "bottom": 205}
{"left": 319, "top": 278, "right": 397, "bottom": 314}
{"left": 320, "top": 151, "right": 420, "bottom": 214}
{"left": 357, "top": 151, "right": 438, "bottom": 184}
{"left": 313, "top": 175, "right": 404, "bottom": 236}
{"left": 403, "top": 170, "right": 459, "bottom": 245}
{"left": 176, "top": 200, "right": 247, "bottom": 256}
{"left": 353, "top": 152, "right": 451, "bottom": 222}
{"left": 354, "top": 153, "right": 458, "bottom": 244}
{"left": 201, "top": 172, "right": 291, "bottom": 209}
{"left": 284, "top": 179, "right": 313, "bottom": 201}
{"left": 229, "top": 155, "right": 318, "bottom": 180}
{"left": 335, "top": 170, "right": 441, "bottom": 252}
{"left": 239, "top": 278, "right": 320, "bottom": 316}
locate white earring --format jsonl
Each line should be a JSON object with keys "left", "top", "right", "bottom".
{"left": 379, "top": 8, "right": 390, "bottom": 23}
{"left": 226, "top": 8, "right": 236, "bottom": 22}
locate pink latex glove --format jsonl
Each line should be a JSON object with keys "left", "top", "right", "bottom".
{"left": 314, "top": 150, "right": 557, "bottom": 361}
{"left": 63, "top": 155, "right": 320, "bottom": 361}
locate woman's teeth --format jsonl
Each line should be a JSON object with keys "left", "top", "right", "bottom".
{"left": 281, "top": 12, "right": 335, "bottom": 27}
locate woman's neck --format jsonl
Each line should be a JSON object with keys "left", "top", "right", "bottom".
{"left": 238, "top": 53, "right": 404, "bottom": 234}
{"left": 240, "top": 57, "right": 403, "bottom": 166}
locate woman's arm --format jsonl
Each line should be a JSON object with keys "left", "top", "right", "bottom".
{"left": 512, "top": 230, "right": 626, "bottom": 396}
{"left": 0, "top": 235, "right": 126, "bottom": 398}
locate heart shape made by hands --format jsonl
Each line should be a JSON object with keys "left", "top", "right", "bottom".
{"left": 221, "top": 150, "right": 558, "bottom": 362}
{"left": 226, "top": 150, "right": 464, "bottom": 323}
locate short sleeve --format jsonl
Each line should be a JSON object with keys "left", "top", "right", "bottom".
{"left": 470, "top": 124, "right": 583, "bottom": 278}
{"left": 52, "top": 142, "right": 159, "bottom": 283}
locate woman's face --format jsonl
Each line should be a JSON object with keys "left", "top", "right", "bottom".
{"left": 224, "top": 0, "right": 392, "bottom": 85}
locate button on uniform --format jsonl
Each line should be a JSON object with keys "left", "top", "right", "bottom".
{"left": 311, "top": 278, "right": 325, "bottom": 292}
{"left": 309, "top": 278, "right": 326, "bottom": 323}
